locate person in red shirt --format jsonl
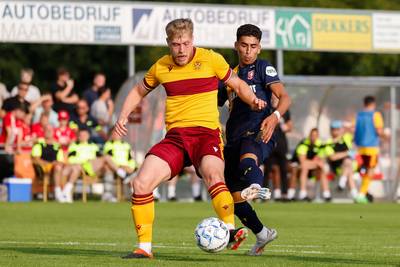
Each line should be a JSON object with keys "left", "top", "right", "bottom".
{"left": 54, "top": 110, "right": 76, "bottom": 152}
{"left": 31, "top": 113, "right": 50, "bottom": 142}
{"left": 0, "top": 103, "right": 25, "bottom": 153}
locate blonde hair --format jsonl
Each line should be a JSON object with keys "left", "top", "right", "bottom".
{"left": 165, "top": 18, "right": 193, "bottom": 40}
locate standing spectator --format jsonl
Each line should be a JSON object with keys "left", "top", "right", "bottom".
{"left": 90, "top": 86, "right": 114, "bottom": 133}
{"left": 32, "top": 96, "right": 59, "bottom": 128}
{"left": 54, "top": 110, "right": 76, "bottom": 152}
{"left": 0, "top": 79, "right": 9, "bottom": 110}
{"left": 11, "top": 68, "right": 41, "bottom": 103}
{"left": 82, "top": 72, "right": 106, "bottom": 109}
{"left": 70, "top": 99, "right": 105, "bottom": 143}
{"left": 51, "top": 67, "right": 79, "bottom": 113}
{"left": 2, "top": 81, "right": 31, "bottom": 114}
{"left": 264, "top": 94, "right": 292, "bottom": 201}
{"left": 354, "top": 95, "right": 387, "bottom": 203}
{"left": 0, "top": 103, "right": 25, "bottom": 153}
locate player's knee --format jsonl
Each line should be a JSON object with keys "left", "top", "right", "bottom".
{"left": 239, "top": 158, "right": 263, "bottom": 183}
{"left": 239, "top": 158, "right": 258, "bottom": 173}
{"left": 132, "top": 175, "right": 152, "bottom": 194}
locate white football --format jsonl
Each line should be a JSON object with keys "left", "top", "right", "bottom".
{"left": 194, "top": 217, "right": 230, "bottom": 253}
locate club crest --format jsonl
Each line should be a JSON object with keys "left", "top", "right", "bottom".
{"left": 194, "top": 61, "right": 201, "bottom": 70}
{"left": 247, "top": 70, "right": 255, "bottom": 80}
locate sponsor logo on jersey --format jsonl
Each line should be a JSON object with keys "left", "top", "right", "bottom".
{"left": 266, "top": 66, "right": 277, "bottom": 77}
{"left": 247, "top": 70, "right": 255, "bottom": 80}
{"left": 168, "top": 65, "right": 173, "bottom": 72}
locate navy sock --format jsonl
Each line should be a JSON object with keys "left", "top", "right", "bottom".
{"left": 234, "top": 201, "right": 264, "bottom": 235}
{"left": 239, "top": 158, "right": 264, "bottom": 185}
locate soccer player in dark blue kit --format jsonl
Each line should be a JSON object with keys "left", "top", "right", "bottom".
{"left": 219, "top": 24, "right": 291, "bottom": 256}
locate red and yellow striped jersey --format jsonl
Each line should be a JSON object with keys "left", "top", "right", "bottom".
{"left": 143, "top": 47, "right": 232, "bottom": 131}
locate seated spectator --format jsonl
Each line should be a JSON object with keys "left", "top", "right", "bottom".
{"left": 32, "top": 96, "right": 59, "bottom": 128}
{"left": 31, "top": 113, "right": 50, "bottom": 142}
{"left": 62, "top": 128, "right": 128, "bottom": 203}
{"left": 51, "top": 67, "right": 78, "bottom": 113}
{"left": 54, "top": 110, "right": 76, "bottom": 152}
{"left": 102, "top": 135, "right": 137, "bottom": 201}
{"left": 288, "top": 128, "right": 331, "bottom": 201}
{"left": 31, "top": 125, "right": 65, "bottom": 202}
{"left": 0, "top": 103, "right": 25, "bottom": 153}
{"left": 325, "top": 120, "right": 358, "bottom": 200}
{"left": 82, "top": 72, "right": 106, "bottom": 109}
{"left": 70, "top": 99, "right": 106, "bottom": 143}
{"left": 90, "top": 86, "right": 114, "bottom": 133}
{"left": 11, "top": 68, "right": 41, "bottom": 103}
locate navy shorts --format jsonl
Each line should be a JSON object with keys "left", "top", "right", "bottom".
{"left": 224, "top": 135, "right": 276, "bottom": 193}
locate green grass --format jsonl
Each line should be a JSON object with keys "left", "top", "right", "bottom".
{"left": 0, "top": 202, "right": 399, "bottom": 267}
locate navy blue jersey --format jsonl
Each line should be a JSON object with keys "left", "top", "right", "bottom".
{"left": 218, "top": 59, "right": 280, "bottom": 144}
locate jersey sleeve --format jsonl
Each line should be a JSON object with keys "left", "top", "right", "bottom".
{"left": 296, "top": 144, "right": 308, "bottom": 156}
{"left": 259, "top": 61, "right": 280, "bottom": 87}
{"left": 373, "top": 111, "right": 384, "bottom": 129}
{"left": 210, "top": 50, "right": 232, "bottom": 82}
{"left": 143, "top": 63, "right": 160, "bottom": 92}
{"left": 56, "top": 149, "right": 64, "bottom": 162}
{"left": 31, "top": 143, "right": 42, "bottom": 157}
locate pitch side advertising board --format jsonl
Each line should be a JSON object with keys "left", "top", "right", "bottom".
{"left": 1, "top": 1, "right": 399, "bottom": 53}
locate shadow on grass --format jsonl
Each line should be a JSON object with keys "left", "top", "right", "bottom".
{"left": 0, "top": 247, "right": 216, "bottom": 262}
{"left": 231, "top": 253, "right": 392, "bottom": 266}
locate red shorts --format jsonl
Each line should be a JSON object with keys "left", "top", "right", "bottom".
{"left": 148, "top": 127, "right": 224, "bottom": 178}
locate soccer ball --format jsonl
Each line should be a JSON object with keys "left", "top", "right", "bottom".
{"left": 194, "top": 217, "right": 230, "bottom": 253}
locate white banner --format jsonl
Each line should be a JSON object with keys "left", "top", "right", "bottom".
{"left": 131, "top": 3, "right": 275, "bottom": 48}
{"left": 373, "top": 13, "right": 400, "bottom": 50}
{"left": 0, "top": 1, "right": 275, "bottom": 48}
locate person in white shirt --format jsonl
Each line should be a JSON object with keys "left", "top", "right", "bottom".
{"left": 11, "top": 68, "right": 41, "bottom": 103}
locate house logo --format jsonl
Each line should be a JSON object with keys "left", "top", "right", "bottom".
{"left": 132, "top": 8, "right": 153, "bottom": 32}
{"left": 276, "top": 11, "right": 312, "bottom": 49}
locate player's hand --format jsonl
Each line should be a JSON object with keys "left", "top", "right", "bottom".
{"left": 260, "top": 114, "right": 279, "bottom": 143}
{"left": 251, "top": 98, "right": 266, "bottom": 111}
{"left": 112, "top": 117, "right": 128, "bottom": 138}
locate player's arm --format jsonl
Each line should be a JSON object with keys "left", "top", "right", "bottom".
{"left": 225, "top": 72, "right": 265, "bottom": 111}
{"left": 260, "top": 82, "right": 291, "bottom": 143}
{"left": 112, "top": 82, "right": 148, "bottom": 138}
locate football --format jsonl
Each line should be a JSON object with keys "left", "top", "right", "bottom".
{"left": 194, "top": 217, "right": 230, "bottom": 253}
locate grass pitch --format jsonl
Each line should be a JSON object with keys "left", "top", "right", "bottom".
{"left": 0, "top": 201, "right": 399, "bottom": 267}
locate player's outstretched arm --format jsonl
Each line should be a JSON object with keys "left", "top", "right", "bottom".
{"left": 225, "top": 72, "right": 266, "bottom": 111}
{"left": 260, "top": 82, "right": 291, "bottom": 143}
{"left": 112, "top": 82, "right": 148, "bottom": 138}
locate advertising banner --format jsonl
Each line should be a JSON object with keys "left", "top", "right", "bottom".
{"left": 373, "top": 13, "right": 400, "bottom": 51}
{"left": 312, "top": 13, "right": 372, "bottom": 51}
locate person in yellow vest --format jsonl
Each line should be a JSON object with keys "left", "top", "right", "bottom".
{"left": 102, "top": 135, "right": 137, "bottom": 201}
{"left": 62, "top": 127, "right": 128, "bottom": 203}
{"left": 324, "top": 120, "right": 358, "bottom": 200}
{"left": 31, "top": 125, "right": 65, "bottom": 202}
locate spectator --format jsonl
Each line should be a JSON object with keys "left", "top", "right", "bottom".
{"left": 82, "top": 72, "right": 106, "bottom": 108}
{"left": 90, "top": 86, "right": 114, "bottom": 133}
{"left": 11, "top": 68, "right": 41, "bottom": 103}
{"left": 31, "top": 125, "right": 65, "bottom": 202}
{"left": 264, "top": 94, "right": 292, "bottom": 201}
{"left": 31, "top": 113, "right": 50, "bottom": 142}
{"left": 0, "top": 80, "right": 9, "bottom": 110}
{"left": 32, "top": 96, "right": 59, "bottom": 128}
{"left": 354, "top": 95, "right": 387, "bottom": 203}
{"left": 0, "top": 103, "right": 25, "bottom": 153}
{"left": 51, "top": 67, "right": 79, "bottom": 113}
{"left": 102, "top": 134, "right": 137, "bottom": 202}
{"left": 62, "top": 128, "right": 128, "bottom": 203}
{"left": 325, "top": 120, "right": 358, "bottom": 200}
{"left": 2, "top": 81, "right": 31, "bottom": 114}
{"left": 288, "top": 128, "right": 331, "bottom": 201}
{"left": 54, "top": 110, "right": 76, "bottom": 152}
{"left": 70, "top": 99, "right": 106, "bottom": 143}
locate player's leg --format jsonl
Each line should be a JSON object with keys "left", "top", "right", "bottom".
{"left": 356, "top": 155, "right": 376, "bottom": 203}
{"left": 341, "top": 158, "right": 358, "bottom": 199}
{"left": 287, "top": 163, "right": 298, "bottom": 200}
{"left": 318, "top": 167, "right": 332, "bottom": 202}
{"left": 63, "top": 164, "right": 82, "bottom": 203}
{"left": 166, "top": 175, "right": 178, "bottom": 201}
{"left": 52, "top": 162, "right": 64, "bottom": 202}
{"left": 124, "top": 136, "right": 185, "bottom": 259}
{"left": 186, "top": 166, "right": 202, "bottom": 201}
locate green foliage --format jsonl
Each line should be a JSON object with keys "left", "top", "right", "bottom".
{"left": 1, "top": 0, "right": 400, "bottom": 95}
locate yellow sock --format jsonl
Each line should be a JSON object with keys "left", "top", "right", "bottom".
{"left": 208, "top": 182, "right": 235, "bottom": 229}
{"left": 360, "top": 175, "right": 371, "bottom": 195}
{"left": 131, "top": 193, "right": 154, "bottom": 245}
